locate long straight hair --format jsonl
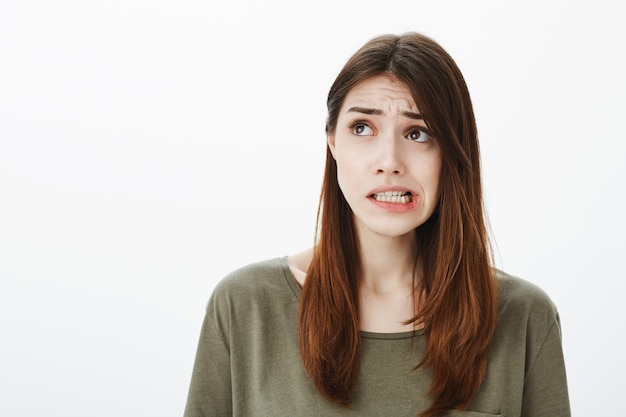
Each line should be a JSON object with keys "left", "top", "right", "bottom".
{"left": 298, "top": 32, "right": 498, "bottom": 417}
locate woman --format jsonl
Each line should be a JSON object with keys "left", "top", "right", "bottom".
{"left": 184, "top": 32, "right": 570, "bottom": 417}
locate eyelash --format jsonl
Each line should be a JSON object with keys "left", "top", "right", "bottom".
{"left": 406, "top": 127, "right": 432, "bottom": 143}
{"left": 348, "top": 120, "right": 433, "bottom": 143}
{"left": 349, "top": 120, "right": 372, "bottom": 135}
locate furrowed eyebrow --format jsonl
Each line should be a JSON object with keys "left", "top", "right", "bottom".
{"left": 346, "top": 107, "right": 423, "bottom": 120}
{"left": 346, "top": 107, "right": 383, "bottom": 115}
{"left": 401, "top": 111, "right": 423, "bottom": 120}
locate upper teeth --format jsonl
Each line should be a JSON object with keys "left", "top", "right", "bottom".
{"left": 375, "top": 191, "right": 409, "bottom": 197}
{"left": 373, "top": 191, "right": 412, "bottom": 203}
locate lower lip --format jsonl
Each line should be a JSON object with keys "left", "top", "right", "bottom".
{"left": 367, "top": 196, "right": 419, "bottom": 213}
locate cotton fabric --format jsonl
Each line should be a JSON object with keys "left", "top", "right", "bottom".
{"left": 183, "top": 257, "right": 570, "bottom": 417}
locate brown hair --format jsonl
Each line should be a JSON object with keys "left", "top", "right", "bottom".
{"left": 298, "top": 32, "right": 498, "bottom": 416}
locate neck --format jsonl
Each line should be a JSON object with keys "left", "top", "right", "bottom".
{"left": 357, "top": 227, "right": 419, "bottom": 294}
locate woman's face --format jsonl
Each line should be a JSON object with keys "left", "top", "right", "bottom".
{"left": 328, "top": 75, "right": 442, "bottom": 240}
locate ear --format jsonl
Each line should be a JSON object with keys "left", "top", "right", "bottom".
{"left": 327, "top": 133, "right": 337, "bottom": 159}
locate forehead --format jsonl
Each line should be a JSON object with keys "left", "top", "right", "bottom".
{"left": 342, "top": 75, "right": 418, "bottom": 113}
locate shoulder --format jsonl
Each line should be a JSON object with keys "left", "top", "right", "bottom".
{"left": 475, "top": 271, "right": 570, "bottom": 414}
{"left": 205, "top": 257, "right": 300, "bottom": 347}
{"left": 494, "top": 269, "right": 562, "bottom": 338}
{"left": 206, "top": 257, "right": 300, "bottom": 321}
{"left": 496, "top": 269, "right": 558, "bottom": 315}
{"left": 210, "top": 257, "right": 296, "bottom": 303}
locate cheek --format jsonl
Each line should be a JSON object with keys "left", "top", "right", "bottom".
{"left": 335, "top": 163, "right": 354, "bottom": 198}
{"left": 420, "top": 153, "right": 443, "bottom": 198}
{"left": 334, "top": 149, "right": 361, "bottom": 188}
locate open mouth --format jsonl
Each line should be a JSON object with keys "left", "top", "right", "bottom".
{"left": 370, "top": 191, "right": 413, "bottom": 204}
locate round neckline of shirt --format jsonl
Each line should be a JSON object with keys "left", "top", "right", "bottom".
{"left": 279, "top": 256, "right": 425, "bottom": 340}
{"left": 360, "top": 329, "right": 423, "bottom": 339}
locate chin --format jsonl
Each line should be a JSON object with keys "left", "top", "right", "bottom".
{"left": 356, "top": 219, "right": 423, "bottom": 239}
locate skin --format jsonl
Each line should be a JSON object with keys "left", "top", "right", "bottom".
{"left": 289, "top": 75, "right": 443, "bottom": 333}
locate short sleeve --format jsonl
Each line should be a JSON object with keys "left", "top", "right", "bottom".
{"left": 521, "top": 316, "right": 571, "bottom": 417}
{"left": 183, "top": 308, "right": 232, "bottom": 417}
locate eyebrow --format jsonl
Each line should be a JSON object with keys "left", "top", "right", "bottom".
{"left": 346, "top": 106, "right": 423, "bottom": 120}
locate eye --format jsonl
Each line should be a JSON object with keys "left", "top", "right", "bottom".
{"left": 350, "top": 121, "right": 374, "bottom": 136}
{"left": 406, "top": 128, "right": 431, "bottom": 143}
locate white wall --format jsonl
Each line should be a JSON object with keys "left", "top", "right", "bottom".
{"left": 1, "top": 1, "right": 623, "bottom": 415}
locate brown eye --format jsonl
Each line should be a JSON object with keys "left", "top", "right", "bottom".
{"left": 352, "top": 122, "right": 373, "bottom": 136}
{"left": 406, "top": 128, "right": 431, "bottom": 143}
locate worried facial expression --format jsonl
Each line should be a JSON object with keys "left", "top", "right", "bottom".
{"left": 328, "top": 75, "right": 443, "bottom": 240}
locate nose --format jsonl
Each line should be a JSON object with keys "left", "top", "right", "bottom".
{"left": 374, "top": 133, "right": 405, "bottom": 175}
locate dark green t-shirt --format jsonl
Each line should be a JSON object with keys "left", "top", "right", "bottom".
{"left": 184, "top": 257, "right": 570, "bottom": 416}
